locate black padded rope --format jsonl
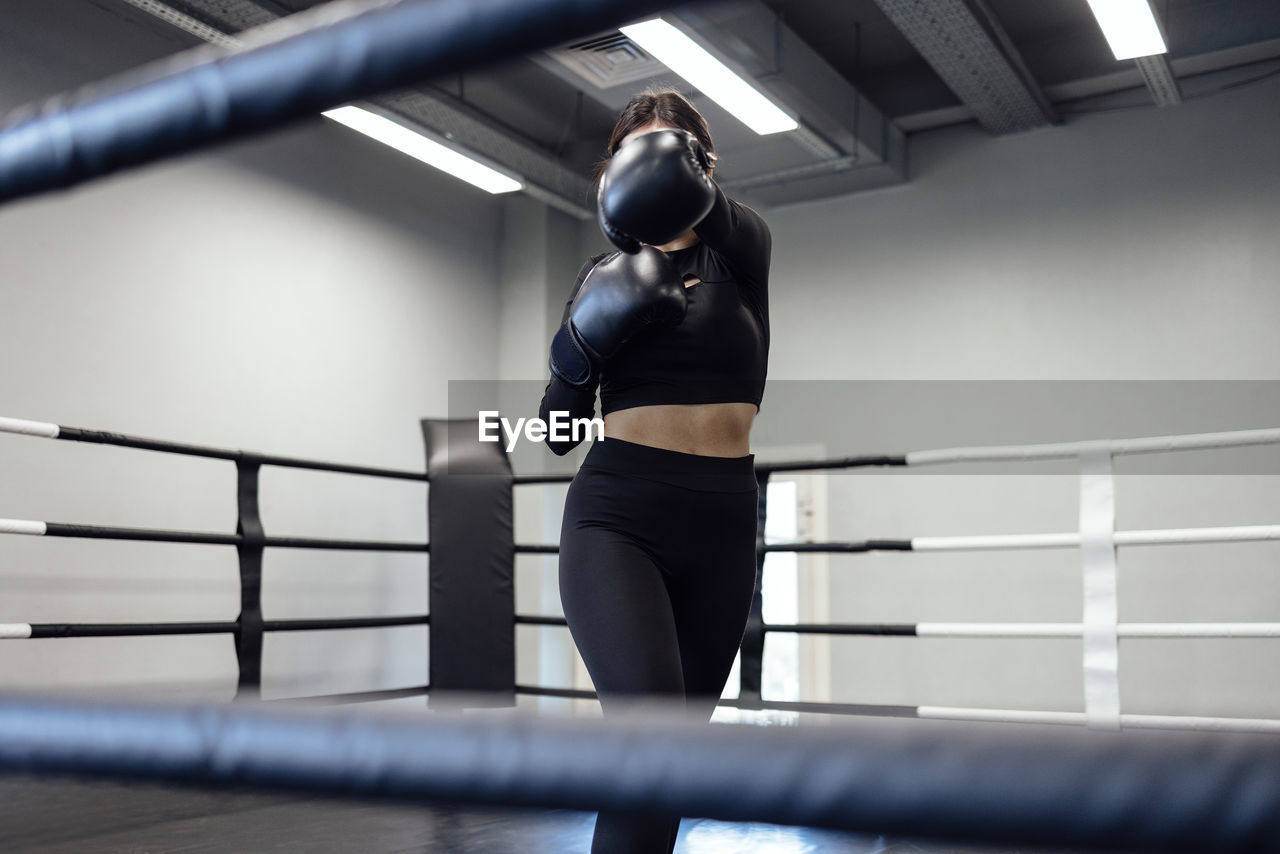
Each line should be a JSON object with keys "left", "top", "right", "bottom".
{"left": 515, "top": 685, "right": 597, "bottom": 700}
{"left": 263, "top": 535, "right": 428, "bottom": 552}
{"left": 1, "top": 695, "right": 1278, "bottom": 851}
{"left": 764, "top": 623, "right": 919, "bottom": 636}
{"left": 42, "top": 523, "right": 240, "bottom": 546}
{"left": 514, "top": 615, "right": 568, "bottom": 626}
{"left": 38, "top": 522, "right": 426, "bottom": 551}
{"left": 56, "top": 427, "right": 426, "bottom": 481}
{"left": 58, "top": 427, "right": 240, "bottom": 461}
{"left": 268, "top": 685, "right": 431, "bottom": 705}
{"left": 22, "top": 616, "right": 429, "bottom": 639}
{"left": 760, "top": 539, "right": 914, "bottom": 553}
{"left": 28, "top": 622, "right": 235, "bottom": 638}
{"left": 263, "top": 615, "right": 429, "bottom": 632}
{"left": 755, "top": 455, "right": 909, "bottom": 474}
{"left": 514, "top": 544, "right": 559, "bottom": 554}
{"left": 514, "top": 622, "right": 926, "bottom": 635}
{"left": 0, "top": 0, "right": 679, "bottom": 205}
{"left": 512, "top": 473, "right": 575, "bottom": 485}
{"left": 516, "top": 540, "right": 918, "bottom": 556}
{"left": 725, "top": 698, "right": 919, "bottom": 718}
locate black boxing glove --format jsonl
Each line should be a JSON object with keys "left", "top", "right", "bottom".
{"left": 598, "top": 128, "right": 715, "bottom": 254}
{"left": 549, "top": 247, "right": 687, "bottom": 389}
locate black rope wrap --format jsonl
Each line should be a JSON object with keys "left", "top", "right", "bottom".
{"left": 40, "top": 522, "right": 426, "bottom": 551}
{"left": 58, "top": 426, "right": 427, "bottom": 480}
{"left": 24, "top": 616, "right": 429, "bottom": 639}
{"left": 0, "top": 0, "right": 676, "bottom": 205}
{"left": 0, "top": 694, "right": 1277, "bottom": 852}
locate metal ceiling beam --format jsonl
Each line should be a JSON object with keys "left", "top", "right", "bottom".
{"left": 536, "top": 0, "right": 908, "bottom": 206}
{"left": 1135, "top": 55, "right": 1182, "bottom": 107}
{"left": 119, "top": 0, "right": 595, "bottom": 218}
{"left": 896, "top": 37, "right": 1280, "bottom": 133}
{"left": 672, "top": 1, "right": 908, "bottom": 205}
{"left": 871, "top": 0, "right": 1057, "bottom": 134}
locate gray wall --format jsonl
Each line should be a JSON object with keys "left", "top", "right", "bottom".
{"left": 0, "top": 0, "right": 503, "bottom": 700}
{"left": 759, "top": 73, "right": 1280, "bottom": 720}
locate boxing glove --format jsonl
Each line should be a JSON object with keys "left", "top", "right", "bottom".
{"left": 598, "top": 128, "right": 715, "bottom": 254}
{"left": 549, "top": 247, "right": 687, "bottom": 389}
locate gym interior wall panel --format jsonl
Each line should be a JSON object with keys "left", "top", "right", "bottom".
{"left": 0, "top": 0, "right": 504, "bottom": 698}
{"left": 765, "top": 75, "right": 1280, "bottom": 720}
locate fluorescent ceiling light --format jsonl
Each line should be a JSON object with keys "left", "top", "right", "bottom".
{"left": 1086, "top": 0, "right": 1167, "bottom": 60}
{"left": 322, "top": 106, "right": 522, "bottom": 195}
{"left": 620, "top": 18, "right": 798, "bottom": 135}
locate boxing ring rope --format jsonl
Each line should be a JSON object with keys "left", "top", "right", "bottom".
{"left": 0, "top": 616, "right": 430, "bottom": 640}
{"left": 0, "top": 518, "right": 426, "bottom": 551}
{"left": 514, "top": 424, "right": 1280, "bottom": 734}
{"left": 0, "top": 0, "right": 679, "bottom": 206}
{"left": 0, "top": 414, "right": 430, "bottom": 702}
{"left": 2, "top": 692, "right": 1278, "bottom": 853}
{"left": 0, "top": 416, "right": 426, "bottom": 480}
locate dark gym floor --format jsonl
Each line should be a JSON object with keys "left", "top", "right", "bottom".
{"left": 0, "top": 775, "right": 1099, "bottom": 854}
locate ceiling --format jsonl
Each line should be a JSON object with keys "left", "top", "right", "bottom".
{"left": 102, "top": 0, "right": 1280, "bottom": 212}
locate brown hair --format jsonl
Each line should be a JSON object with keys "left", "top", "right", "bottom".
{"left": 594, "top": 87, "right": 717, "bottom": 182}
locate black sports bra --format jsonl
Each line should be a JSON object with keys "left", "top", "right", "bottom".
{"left": 599, "top": 237, "right": 767, "bottom": 414}
{"left": 539, "top": 186, "right": 771, "bottom": 454}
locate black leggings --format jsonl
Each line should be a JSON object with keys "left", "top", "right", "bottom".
{"left": 559, "top": 437, "right": 760, "bottom": 854}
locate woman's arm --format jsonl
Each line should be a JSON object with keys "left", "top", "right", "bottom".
{"left": 538, "top": 255, "right": 608, "bottom": 456}
{"left": 694, "top": 183, "right": 772, "bottom": 317}
{"left": 694, "top": 184, "right": 771, "bottom": 274}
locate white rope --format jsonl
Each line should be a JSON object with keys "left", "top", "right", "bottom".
{"left": 918, "top": 623, "right": 1082, "bottom": 637}
{"left": 1120, "top": 622, "right": 1280, "bottom": 638}
{"left": 1115, "top": 525, "right": 1280, "bottom": 546}
{"left": 1119, "top": 714, "right": 1280, "bottom": 733}
{"left": 911, "top": 524, "right": 1280, "bottom": 552}
{"left": 917, "top": 706, "right": 1280, "bottom": 733}
{"left": 0, "top": 519, "right": 47, "bottom": 536}
{"left": 0, "top": 624, "right": 33, "bottom": 639}
{"left": 918, "top": 706, "right": 1087, "bottom": 726}
{"left": 910, "top": 533, "right": 1081, "bottom": 551}
{"left": 916, "top": 622, "right": 1280, "bottom": 638}
{"left": 0, "top": 417, "right": 59, "bottom": 439}
{"left": 905, "top": 426, "right": 1280, "bottom": 466}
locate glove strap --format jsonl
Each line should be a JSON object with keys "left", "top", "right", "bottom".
{"left": 549, "top": 323, "right": 597, "bottom": 389}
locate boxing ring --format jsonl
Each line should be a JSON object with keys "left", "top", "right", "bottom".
{"left": 3, "top": 411, "right": 1280, "bottom": 849}
{"left": 2, "top": 0, "right": 1279, "bottom": 850}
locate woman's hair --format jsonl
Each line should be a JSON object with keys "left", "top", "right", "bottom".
{"left": 595, "top": 87, "right": 717, "bottom": 181}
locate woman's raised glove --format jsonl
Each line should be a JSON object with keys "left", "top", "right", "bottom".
{"left": 597, "top": 128, "right": 715, "bottom": 253}
{"left": 549, "top": 247, "right": 688, "bottom": 388}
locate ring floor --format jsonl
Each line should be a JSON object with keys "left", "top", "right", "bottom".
{"left": 0, "top": 776, "right": 1109, "bottom": 854}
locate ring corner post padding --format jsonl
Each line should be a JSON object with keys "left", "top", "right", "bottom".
{"left": 422, "top": 418, "right": 514, "bottom": 708}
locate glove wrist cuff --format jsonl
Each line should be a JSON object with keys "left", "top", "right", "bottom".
{"left": 549, "top": 323, "right": 598, "bottom": 389}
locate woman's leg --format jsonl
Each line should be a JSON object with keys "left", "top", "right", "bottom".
{"left": 559, "top": 469, "right": 684, "bottom": 853}
{"left": 668, "top": 488, "right": 760, "bottom": 722}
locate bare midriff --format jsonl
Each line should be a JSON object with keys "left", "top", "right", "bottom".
{"left": 604, "top": 402, "right": 756, "bottom": 457}
{"left": 600, "top": 227, "right": 756, "bottom": 457}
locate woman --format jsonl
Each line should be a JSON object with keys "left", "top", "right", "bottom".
{"left": 538, "top": 88, "right": 771, "bottom": 854}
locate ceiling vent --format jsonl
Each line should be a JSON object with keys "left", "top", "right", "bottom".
{"left": 546, "top": 33, "right": 665, "bottom": 89}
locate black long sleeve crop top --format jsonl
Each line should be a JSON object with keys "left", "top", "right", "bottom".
{"left": 539, "top": 185, "right": 771, "bottom": 455}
